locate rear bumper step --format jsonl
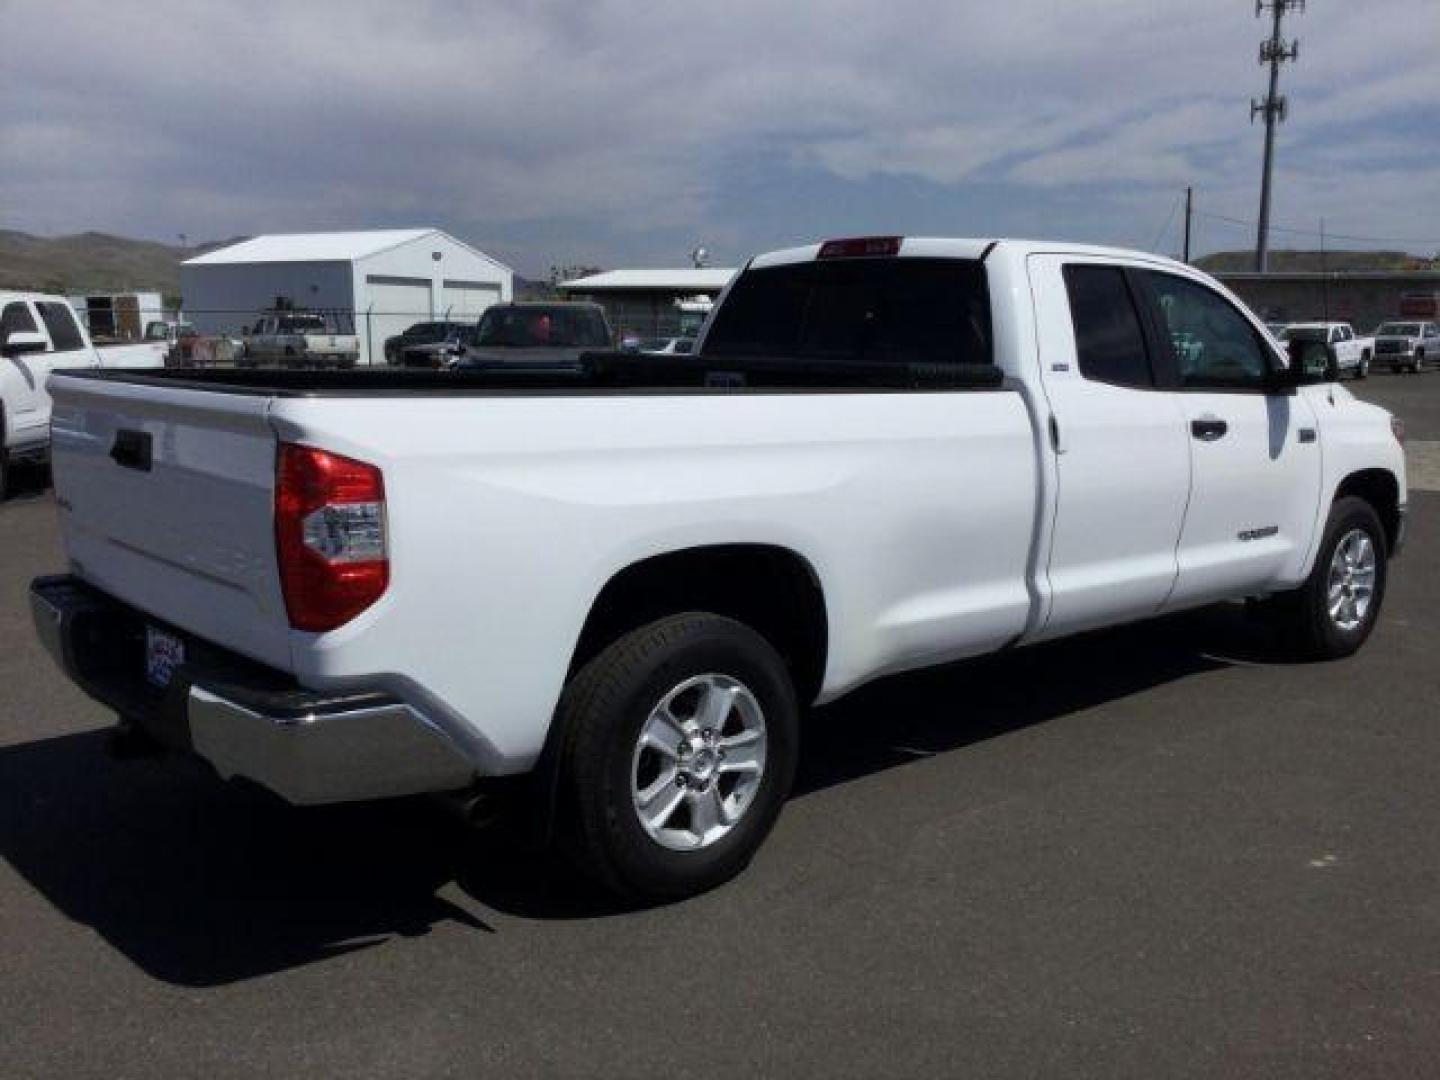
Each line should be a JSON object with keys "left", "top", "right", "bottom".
{"left": 30, "top": 575, "right": 475, "bottom": 804}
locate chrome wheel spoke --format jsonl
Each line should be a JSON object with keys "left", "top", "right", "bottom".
{"left": 639, "top": 709, "right": 686, "bottom": 758}
{"left": 637, "top": 775, "right": 686, "bottom": 832}
{"left": 696, "top": 682, "right": 739, "bottom": 734}
{"left": 688, "top": 786, "right": 727, "bottom": 839}
{"left": 718, "top": 739, "right": 764, "bottom": 775}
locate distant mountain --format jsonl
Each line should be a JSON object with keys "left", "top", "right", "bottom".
{"left": 0, "top": 230, "right": 244, "bottom": 299}
{"left": 1195, "top": 249, "right": 1434, "bottom": 273}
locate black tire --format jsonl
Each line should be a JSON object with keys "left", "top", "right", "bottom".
{"left": 1266, "top": 496, "right": 1388, "bottom": 660}
{"left": 1416, "top": 350, "right": 1426, "bottom": 373}
{"left": 1356, "top": 355, "right": 1369, "bottom": 380}
{"left": 0, "top": 434, "right": 10, "bottom": 502}
{"left": 554, "top": 613, "right": 799, "bottom": 900}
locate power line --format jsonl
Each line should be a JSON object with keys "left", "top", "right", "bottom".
{"left": 1193, "top": 208, "right": 1440, "bottom": 248}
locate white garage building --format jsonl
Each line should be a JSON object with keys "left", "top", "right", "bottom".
{"left": 181, "top": 229, "right": 513, "bottom": 366}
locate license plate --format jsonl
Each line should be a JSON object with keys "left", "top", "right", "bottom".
{"left": 145, "top": 626, "right": 185, "bottom": 688}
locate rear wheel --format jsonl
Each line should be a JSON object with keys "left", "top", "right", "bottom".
{"left": 1263, "top": 496, "right": 1387, "bottom": 660}
{"left": 554, "top": 613, "right": 799, "bottom": 900}
{"left": 0, "top": 428, "right": 10, "bottom": 501}
{"left": 1356, "top": 354, "right": 1370, "bottom": 379}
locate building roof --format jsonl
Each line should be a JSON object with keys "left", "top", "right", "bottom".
{"left": 557, "top": 268, "right": 738, "bottom": 292}
{"left": 183, "top": 229, "right": 513, "bottom": 272}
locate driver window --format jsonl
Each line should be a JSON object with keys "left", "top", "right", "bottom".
{"left": 1143, "top": 271, "right": 1273, "bottom": 390}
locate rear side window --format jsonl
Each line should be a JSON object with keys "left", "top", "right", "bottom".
{"left": 703, "top": 258, "right": 991, "bottom": 366}
{"left": 1062, "top": 265, "right": 1153, "bottom": 389}
{"left": 2, "top": 301, "right": 38, "bottom": 338}
{"left": 36, "top": 301, "right": 85, "bottom": 352}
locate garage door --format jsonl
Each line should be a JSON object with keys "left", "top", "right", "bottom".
{"left": 364, "top": 276, "right": 432, "bottom": 365}
{"left": 441, "top": 279, "right": 502, "bottom": 320}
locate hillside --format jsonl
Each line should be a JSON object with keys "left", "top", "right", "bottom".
{"left": 0, "top": 230, "right": 245, "bottom": 298}
{"left": 0, "top": 229, "right": 548, "bottom": 301}
{"left": 1194, "top": 249, "right": 1433, "bottom": 273}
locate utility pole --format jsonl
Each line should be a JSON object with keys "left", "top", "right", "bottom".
{"left": 1251, "top": 0, "right": 1303, "bottom": 273}
{"left": 1182, "top": 186, "right": 1194, "bottom": 263}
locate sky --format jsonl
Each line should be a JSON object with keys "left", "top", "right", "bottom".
{"left": 2, "top": 0, "right": 1437, "bottom": 276}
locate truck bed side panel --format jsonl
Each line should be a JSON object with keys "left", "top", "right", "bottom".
{"left": 267, "top": 390, "right": 1038, "bottom": 771}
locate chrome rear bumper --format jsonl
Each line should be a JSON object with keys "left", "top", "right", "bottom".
{"left": 30, "top": 575, "right": 475, "bottom": 804}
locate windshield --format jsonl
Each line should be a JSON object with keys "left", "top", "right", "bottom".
{"left": 1377, "top": 323, "right": 1421, "bottom": 336}
{"left": 404, "top": 322, "right": 451, "bottom": 340}
{"left": 703, "top": 257, "right": 992, "bottom": 365}
{"left": 1284, "top": 328, "right": 1328, "bottom": 343}
{"left": 474, "top": 306, "right": 611, "bottom": 347}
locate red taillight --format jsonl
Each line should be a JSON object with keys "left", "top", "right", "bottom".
{"left": 275, "top": 443, "right": 388, "bottom": 632}
{"left": 817, "top": 236, "right": 903, "bottom": 259}
{"left": 1391, "top": 416, "right": 1406, "bottom": 446}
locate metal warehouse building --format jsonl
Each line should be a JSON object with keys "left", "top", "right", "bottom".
{"left": 181, "top": 229, "right": 514, "bottom": 365}
{"left": 556, "top": 267, "right": 737, "bottom": 341}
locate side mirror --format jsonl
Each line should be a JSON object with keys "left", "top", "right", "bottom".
{"left": 1284, "top": 339, "right": 1338, "bottom": 383}
{"left": 2, "top": 329, "right": 48, "bottom": 357}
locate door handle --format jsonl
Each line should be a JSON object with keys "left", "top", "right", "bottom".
{"left": 1190, "top": 416, "right": 1228, "bottom": 442}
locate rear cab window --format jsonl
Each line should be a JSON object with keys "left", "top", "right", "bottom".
{"left": 703, "top": 257, "right": 992, "bottom": 366}
{"left": 1061, "top": 265, "right": 1154, "bottom": 389}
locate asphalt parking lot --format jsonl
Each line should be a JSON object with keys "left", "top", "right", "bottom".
{"left": 3, "top": 373, "right": 1439, "bottom": 1079}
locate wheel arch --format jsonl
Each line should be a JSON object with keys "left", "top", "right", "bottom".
{"left": 567, "top": 543, "right": 830, "bottom": 707}
{"left": 1334, "top": 468, "right": 1402, "bottom": 554}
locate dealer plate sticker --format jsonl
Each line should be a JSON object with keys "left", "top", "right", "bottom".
{"left": 145, "top": 626, "right": 185, "bottom": 688}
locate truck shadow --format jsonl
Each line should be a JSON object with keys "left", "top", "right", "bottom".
{"left": 0, "top": 601, "right": 1294, "bottom": 986}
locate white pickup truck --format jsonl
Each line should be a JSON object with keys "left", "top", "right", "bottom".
{"left": 1281, "top": 322, "right": 1374, "bottom": 380}
{"left": 30, "top": 237, "right": 1407, "bottom": 899}
{"left": 241, "top": 312, "right": 360, "bottom": 369}
{"left": 2, "top": 290, "right": 165, "bottom": 497}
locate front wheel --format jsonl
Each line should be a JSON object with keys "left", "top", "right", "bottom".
{"left": 1265, "top": 496, "right": 1388, "bottom": 660}
{"left": 554, "top": 613, "right": 799, "bottom": 900}
{"left": 1356, "top": 355, "right": 1369, "bottom": 380}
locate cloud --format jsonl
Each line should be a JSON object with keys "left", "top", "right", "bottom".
{"left": 2, "top": 0, "right": 1437, "bottom": 270}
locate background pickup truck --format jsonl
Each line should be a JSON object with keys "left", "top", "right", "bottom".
{"left": 1373, "top": 320, "right": 1440, "bottom": 373}
{"left": 241, "top": 312, "right": 360, "bottom": 369}
{"left": 1281, "top": 322, "right": 1373, "bottom": 380}
{"left": 1, "top": 290, "right": 164, "bottom": 497}
{"left": 31, "top": 237, "right": 1406, "bottom": 900}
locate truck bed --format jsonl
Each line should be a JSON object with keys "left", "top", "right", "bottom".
{"left": 54, "top": 351, "right": 1006, "bottom": 396}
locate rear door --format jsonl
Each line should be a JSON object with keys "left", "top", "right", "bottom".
{"left": 1136, "top": 270, "right": 1323, "bottom": 608}
{"left": 48, "top": 375, "right": 292, "bottom": 669}
{"left": 1027, "top": 255, "right": 1191, "bottom": 639}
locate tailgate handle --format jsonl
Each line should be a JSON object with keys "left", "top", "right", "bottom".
{"left": 110, "top": 429, "right": 153, "bottom": 472}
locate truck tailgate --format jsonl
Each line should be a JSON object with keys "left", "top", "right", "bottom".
{"left": 47, "top": 374, "right": 292, "bottom": 671}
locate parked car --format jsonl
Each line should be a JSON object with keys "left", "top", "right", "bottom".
{"left": 1, "top": 291, "right": 165, "bottom": 497}
{"left": 1280, "top": 322, "right": 1373, "bottom": 379}
{"left": 144, "top": 320, "right": 242, "bottom": 367}
{"left": 451, "top": 302, "right": 613, "bottom": 369}
{"left": 31, "top": 237, "right": 1406, "bottom": 900}
{"left": 383, "top": 321, "right": 460, "bottom": 364}
{"left": 1373, "top": 321, "right": 1439, "bottom": 374}
{"left": 241, "top": 312, "right": 359, "bottom": 369}
{"left": 397, "top": 325, "right": 476, "bottom": 368}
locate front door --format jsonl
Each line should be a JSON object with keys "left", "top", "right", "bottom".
{"left": 1135, "top": 269, "right": 1323, "bottom": 608}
